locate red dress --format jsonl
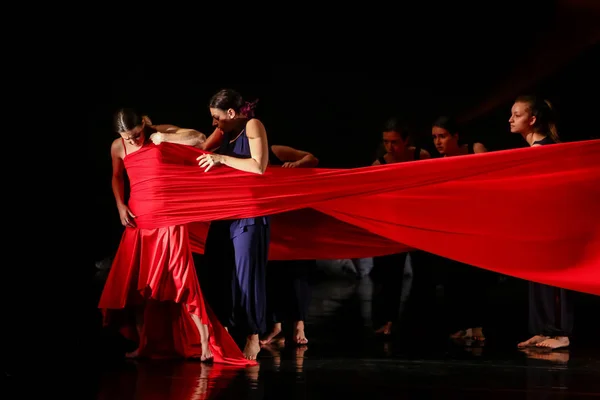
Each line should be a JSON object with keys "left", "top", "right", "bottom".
{"left": 98, "top": 141, "right": 255, "bottom": 366}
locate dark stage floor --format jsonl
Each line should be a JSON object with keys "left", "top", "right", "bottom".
{"left": 7, "top": 266, "right": 600, "bottom": 399}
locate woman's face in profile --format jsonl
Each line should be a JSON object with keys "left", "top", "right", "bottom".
{"left": 509, "top": 102, "right": 533, "bottom": 134}
{"left": 210, "top": 107, "right": 238, "bottom": 133}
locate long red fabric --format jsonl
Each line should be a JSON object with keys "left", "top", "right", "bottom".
{"left": 126, "top": 141, "right": 600, "bottom": 296}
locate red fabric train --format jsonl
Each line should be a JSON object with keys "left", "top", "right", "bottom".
{"left": 123, "top": 140, "right": 600, "bottom": 296}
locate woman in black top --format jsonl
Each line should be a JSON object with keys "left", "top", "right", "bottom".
{"left": 431, "top": 116, "right": 487, "bottom": 157}
{"left": 510, "top": 95, "right": 572, "bottom": 350}
{"left": 371, "top": 117, "right": 430, "bottom": 335}
{"left": 430, "top": 116, "right": 494, "bottom": 343}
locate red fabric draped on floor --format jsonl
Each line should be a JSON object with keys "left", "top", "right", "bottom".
{"left": 122, "top": 140, "right": 600, "bottom": 296}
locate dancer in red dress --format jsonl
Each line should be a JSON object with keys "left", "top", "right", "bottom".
{"left": 98, "top": 108, "right": 255, "bottom": 366}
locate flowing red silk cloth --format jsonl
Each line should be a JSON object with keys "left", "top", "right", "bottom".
{"left": 126, "top": 140, "right": 600, "bottom": 296}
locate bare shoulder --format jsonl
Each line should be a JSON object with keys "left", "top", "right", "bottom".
{"left": 419, "top": 148, "right": 431, "bottom": 159}
{"left": 473, "top": 142, "right": 487, "bottom": 153}
{"left": 246, "top": 118, "right": 266, "bottom": 137}
{"left": 111, "top": 138, "right": 124, "bottom": 159}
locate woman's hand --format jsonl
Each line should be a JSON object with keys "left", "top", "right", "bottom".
{"left": 118, "top": 204, "right": 137, "bottom": 227}
{"left": 196, "top": 153, "right": 225, "bottom": 172}
{"left": 282, "top": 161, "right": 300, "bottom": 168}
{"left": 149, "top": 132, "right": 163, "bottom": 145}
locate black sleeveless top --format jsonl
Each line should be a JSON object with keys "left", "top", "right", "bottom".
{"left": 532, "top": 136, "right": 555, "bottom": 146}
{"left": 378, "top": 147, "right": 422, "bottom": 164}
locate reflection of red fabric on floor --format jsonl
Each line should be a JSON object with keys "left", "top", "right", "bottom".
{"left": 125, "top": 140, "right": 599, "bottom": 295}
{"left": 97, "top": 361, "right": 242, "bottom": 400}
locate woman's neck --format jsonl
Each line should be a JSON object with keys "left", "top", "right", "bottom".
{"left": 521, "top": 131, "right": 546, "bottom": 146}
{"left": 443, "top": 144, "right": 466, "bottom": 157}
{"left": 231, "top": 119, "right": 248, "bottom": 135}
{"left": 389, "top": 147, "right": 413, "bottom": 162}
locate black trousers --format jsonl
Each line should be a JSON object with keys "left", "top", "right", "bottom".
{"left": 529, "top": 282, "right": 574, "bottom": 337}
{"left": 370, "top": 253, "right": 407, "bottom": 326}
{"left": 266, "top": 260, "right": 311, "bottom": 325}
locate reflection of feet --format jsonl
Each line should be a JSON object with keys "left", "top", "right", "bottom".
{"left": 383, "top": 341, "right": 392, "bottom": 356}
{"left": 465, "top": 345, "right": 483, "bottom": 357}
{"left": 294, "top": 321, "right": 308, "bottom": 345}
{"left": 244, "top": 335, "right": 261, "bottom": 360}
{"left": 520, "top": 347, "right": 570, "bottom": 363}
{"left": 375, "top": 322, "right": 392, "bottom": 335}
{"left": 198, "top": 364, "right": 212, "bottom": 393}
{"left": 260, "top": 323, "right": 283, "bottom": 346}
{"left": 245, "top": 365, "right": 260, "bottom": 383}
{"left": 518, "top": 335, "right": 549, "bottom": 348}
{"left": 125, "top": 348, "right": 140, "bottom": 358}
{"left": 295, "top": 345, "right": 308, "bottom": 372}
{"left": 201, "top": 341, "right": 214, "bottom": 363}
{"left": 261, "top": 343, "right": 282, "bottom": 368}
{"left": 536, "top": 336, "right": 570, "bottom": 349}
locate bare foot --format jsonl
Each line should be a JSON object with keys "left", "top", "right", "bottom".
{"left": 517, "top": 335, "right": 549, "bottom": 348}
{"left": 244, "top": 334, "right": 261, "bottom": 360}
{"left": 470, "top": 327, "right": 485, "bottom": 341}
{"left": 125, "top": 348, "right": 140, "bottom": 358}
{"left": 536, "top": 336, "right": 570, "bottom": 349}
{"left": 260, "top": 322, "right": 283, "bottom": 346}
{"left": 375, "top": 321, "right": 392, "bottom": 335}
{"left": 294, "top": 321, "right": 308, "bottom": 345}
{"left": 201, "top": 340, "right": 214, "bottom": 363}
{"left": 450, "top": 330, "right": 466, "bottom": 340}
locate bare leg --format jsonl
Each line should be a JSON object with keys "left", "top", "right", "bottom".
{"left": 260, "top": 322, "right": 283, "bottom": 346}
{"left": 293, "top": 320, "right": 308, "bottom": 345}
{"left": 244, "top": 334, "right": 261, "bottom": 360}
{"left": 517, "top": 334, "right": 549, "bottom": 348}
{"left": 126, "top": 307, "right": 144, "bottom": 358}
{"left": 190, "top": 313, "right": 213, "bottom": 362}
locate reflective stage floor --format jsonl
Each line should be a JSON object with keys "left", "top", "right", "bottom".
{"left": 5, "top": 266, "right": 599, "bottom": 399}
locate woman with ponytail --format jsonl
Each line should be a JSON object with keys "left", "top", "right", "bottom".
{"left": 100, "top": 108, "right": 255, "bottom": 366}
{"left": 509, "top": 95, "right": 573, "bottom": 350}
{"left": 509, "top": 95, "right": 560, "bottom": 146}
